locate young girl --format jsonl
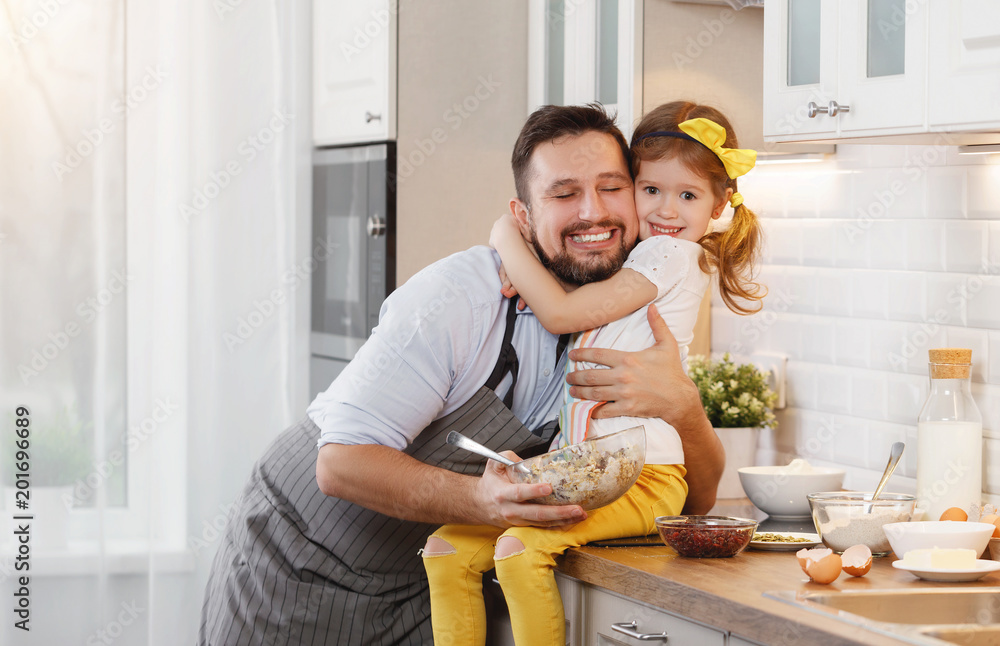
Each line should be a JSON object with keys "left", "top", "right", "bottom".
{"left": 421, "top": 101, "right": 765, "bottom": 646}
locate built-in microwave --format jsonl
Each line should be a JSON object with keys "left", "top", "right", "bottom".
{"left": 310, "top": 143, "right": 396, "bottom": 396}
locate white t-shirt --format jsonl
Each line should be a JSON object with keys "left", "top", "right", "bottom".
{"left": 556, "top": 236, "right": 710, "bottom": 465}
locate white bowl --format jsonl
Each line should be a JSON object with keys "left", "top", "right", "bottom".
{"left": 883, "top": 521, "right": 995, "bottom": 559}
{"left": 738, "top": 465, "right": 845, "bottom": 519}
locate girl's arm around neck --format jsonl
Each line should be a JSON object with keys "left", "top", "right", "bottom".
{"left": 490, "top": 216, "right": 656, "bottom": 334}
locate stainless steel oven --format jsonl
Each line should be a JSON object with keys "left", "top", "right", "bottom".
{"left": 310, "top": 143, "right": 396, "bottom": 396}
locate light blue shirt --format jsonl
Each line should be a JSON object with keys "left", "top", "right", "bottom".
{"left": 308, "top": 246, "right": 567, "bottom": 450}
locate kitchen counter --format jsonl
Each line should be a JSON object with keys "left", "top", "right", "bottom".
{"left": 556, "top": 501, "right": 1000, "bottom": 645}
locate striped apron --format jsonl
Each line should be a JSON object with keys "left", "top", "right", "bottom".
{"left": 199, "top": 298, "right": 563, "bottom": 645}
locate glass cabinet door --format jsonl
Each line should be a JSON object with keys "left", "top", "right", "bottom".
{"left": 528, "top": 0, "right": 641, "bottom": 138}
{"left": 837, "top": 0, "right": 926, "bottom": 133}
{"left": 763, "top": 0, "right": 839, "bottom": 138}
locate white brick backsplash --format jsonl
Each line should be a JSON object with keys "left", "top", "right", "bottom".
{"left": 886, "top": 272, "right": 926, "bottom": 322}
{"left": 944, "top": 221, "right": 988, "bottom": 273}
{"left": 945, "top": 327, "right": 989, "bottom": 383}
{"left": 886, "top": 372, "right": 925, "bottom": 425}
{"left": 906, "top": 221, "right": 947, "bottom": 271}
{"left": 990, "top": 222, "right": 1000, "bottom": 266}
{"left": 816, "top": 269, "right": 852, "bottom": 316}
{"left": 794, "top": 409, "right": 838, "bottom": 463}
{"left": 785, "top": 361, "right": 816, "bottom": 409}
{"left": 966, "top": 276, "right": 1000, "bottom": 329}
{"left": 801, "top": 318, "right": 835, "bottom": 364}
{"left": 989, "top": 331, "right": 1000, "bottom": 386}
{"left": 782, "top": 267, "right": 818, "bottom": 315}
{"left": 831, "top": 416, "right": 869, "bottom": 468}
{"left": 852, "top": 372, "right": 887, "bottom": 420}
{"left": 851, "top": 270, "right": 888, "bottom": 319}
{"left": 867, "top": 220, "right": 909, "bottom": 270}
{"left": 968, "top": 165, "right": 1000, "bottom": 220}
{"left": 815, "top": 365, "right": 852, "bottom": 414}
{"left": 926, "top": 272, "right": 968, "bottom": 327}
{"left": 801, "top": 220, "right": 836, "bottom": 266}
{"left": 763, "top": 219, "right": 802, "bottom": 265}
{"left": 712, "top": 151, "right": 1000, "bottom": 484}
{"left": 926, "top": 166, "right": 966, "bottom": 219}
{"left": 868, "top": 420, "right": 910, "bottom": 475}
{"left": 769, "top": 314, "right": 803, "bottom": 360}
{"left": 835, "top": 318, "right": 872, "bottom": 369}
{"left": 834, "top": 219, "right": 871, "bottom": 268}
{"left": 869, "top": 320, "right": 911, "bottom": 372}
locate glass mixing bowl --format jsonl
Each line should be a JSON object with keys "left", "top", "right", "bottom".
{"left": 508, "top": 426, "right": 645, "bottom": 511}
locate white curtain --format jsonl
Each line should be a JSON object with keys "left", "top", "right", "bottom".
{"left": 1, "top": 1, "right": 306, "bottom": 643}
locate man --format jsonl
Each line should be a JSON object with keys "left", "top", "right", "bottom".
{"left": 199, "top": 104, "right": 723, "bottom": 645}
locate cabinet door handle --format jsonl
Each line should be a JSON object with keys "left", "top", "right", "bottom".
{"left": 365, "top": 111, "right": 382, "bottom": 123}
{"left": 366, "top": 215, "right": 386, "bottom": 237}
{"left": 611, "top": 620, "right": 669, "bottom": 641}
{"left": 806, "top": 100, "right": 851, "bottom": 118}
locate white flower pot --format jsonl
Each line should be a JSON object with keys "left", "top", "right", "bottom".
{"left": 715, "top": 427, "right": 760, "bottom": 499}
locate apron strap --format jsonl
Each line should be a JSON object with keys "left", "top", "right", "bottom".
{"left": 483, "top": 295, "right": 521, "bottom": 408}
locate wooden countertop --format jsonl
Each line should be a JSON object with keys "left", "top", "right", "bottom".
{"left": 557, "top": 501, "right": 1000, "bottom": 646}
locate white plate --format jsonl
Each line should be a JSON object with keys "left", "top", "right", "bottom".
{"left": 892, "top": 559, "right": 1000, "bottom": 582}
{"left": 748, "top": 532, "right": 821, "bottom": 551}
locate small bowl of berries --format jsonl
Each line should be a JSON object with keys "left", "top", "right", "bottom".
{"left": 655, "top": 515, "right": 758, "bottom": 558}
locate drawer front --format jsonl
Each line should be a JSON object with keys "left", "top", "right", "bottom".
{"left": 585, "top": 586, "right": 726, "bottom": 646}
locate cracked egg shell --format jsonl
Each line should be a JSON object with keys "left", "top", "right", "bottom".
{"left": 797, "top": 547, "right": 841, "bottom": 583}
{"left": 841, "top": 544, "right": 873, "bottom": 577}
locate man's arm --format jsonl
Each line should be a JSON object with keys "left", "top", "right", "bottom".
{"left": 564, "top": 304, "right": 725, "bottom": 514}
{"left": 316, "top": 444, "right": 587, "bottom": 527}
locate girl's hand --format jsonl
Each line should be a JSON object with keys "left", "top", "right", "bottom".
{"left": 498, "top": 263, "right": 517, "bottom": 298}
{"left": 490, "top": 213, "right": 520, "bottom": 250}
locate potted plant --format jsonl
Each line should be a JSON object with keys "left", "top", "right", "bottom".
{"left": 689, "top": 353, "right": 777, "bottom": 499}
{"left": 2, "top": 405, "right": 92, "bottom": 549}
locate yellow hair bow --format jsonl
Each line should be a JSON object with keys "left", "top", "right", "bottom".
{"left": 677, "top": 118, "right": 757, "bottom": 180}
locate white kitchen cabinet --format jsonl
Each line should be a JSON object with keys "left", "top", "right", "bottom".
{"left": 313, "top": 0, "right": 397, "bottom": 145}
{"left": 528, "top": 0, "right": 643, "bottom": 138}
{"left": 763, "top": 0, "right": 928, "bottom": 142}
{"left": 727, "top": 635, "right": 765, "bottom": 646}
{"left": 584, "top": 586, "right": 726, "bottom": 646}
{"left": 927, "top": 0, "right": 1000, "bottom": 132}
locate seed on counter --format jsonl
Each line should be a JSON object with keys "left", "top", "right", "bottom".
{"left": 752, "top": 532, "right": 812, "bottom": 543}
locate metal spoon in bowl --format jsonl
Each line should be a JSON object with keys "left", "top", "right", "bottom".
{"left": 446, "top": 431, "right": 531, "bottom": 475}
{"left": 866, "top": 441, "right": 904, "bottom": 514}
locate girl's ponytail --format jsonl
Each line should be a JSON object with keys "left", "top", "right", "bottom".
{"left": 699, "top": 201, "right": 766, "bottom": 315}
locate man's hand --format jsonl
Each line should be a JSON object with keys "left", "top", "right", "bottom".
{"left": 565, "top": 305, "right": 724, "bottom": 515}
{"left": 476, "top": 451, "right": 587, "bottom": 527}
{"left": 317, "top": 443, "right": 585, "bottom": 528}
{"left": 567, "top": 304, "right": 701, "bottom": 428}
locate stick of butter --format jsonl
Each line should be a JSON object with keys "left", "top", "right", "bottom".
{"left": 901, "top": 547, "right": 977, "bottom": 569}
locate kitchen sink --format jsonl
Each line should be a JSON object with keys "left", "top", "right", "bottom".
{"left": 797, "top": 589, "right": 1000, "bottom": 625}
{"left": 766, "top": 588, "right": 1000, "bottom": 645}
{"left": 920, "top": 626, "right": 1000, "bottom": 646}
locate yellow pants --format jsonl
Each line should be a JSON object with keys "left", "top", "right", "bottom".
{"left": 421, "top": 464, "right": 687, "bottom": 646}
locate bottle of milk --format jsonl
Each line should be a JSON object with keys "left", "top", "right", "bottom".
{"left": 916, "top": 348, "right": 982, "bottom": 522}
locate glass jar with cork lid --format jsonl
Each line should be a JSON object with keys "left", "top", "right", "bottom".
{"left": 916, "top": 348, "right": 982, "bottom": 522}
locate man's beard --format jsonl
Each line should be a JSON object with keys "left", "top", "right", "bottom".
{"left": 528, "top": 219, "right": 632, "bottom": 286}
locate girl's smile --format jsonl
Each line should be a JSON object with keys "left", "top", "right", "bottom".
{"left": 634, "top": 156, "right": 731, "bottom": 244}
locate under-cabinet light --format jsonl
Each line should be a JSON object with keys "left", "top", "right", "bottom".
{"left": 958, "top": 144, "right": 1000, "bottom": 155}
{"left": 755, "top": 152, "right": 829, "bottom": 165}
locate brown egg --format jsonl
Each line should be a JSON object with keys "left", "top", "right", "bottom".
{"left": 797, "top": 547, "right": 841, "bottom": 584}
{"left": 796, "top": 547, "right": 812, "bottom": 574}
{"left": 940, "top": 507, "right": 968, "bottom": 522}
{"left": 841, "top": 544, "right": 873, "bottom": 577}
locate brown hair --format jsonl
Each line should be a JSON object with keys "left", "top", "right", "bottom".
{"left": 511, "top": 103, "right": 630, "bottom": 208}
{"left": 631, "top": 101, "right": 765, "bottom": 315}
